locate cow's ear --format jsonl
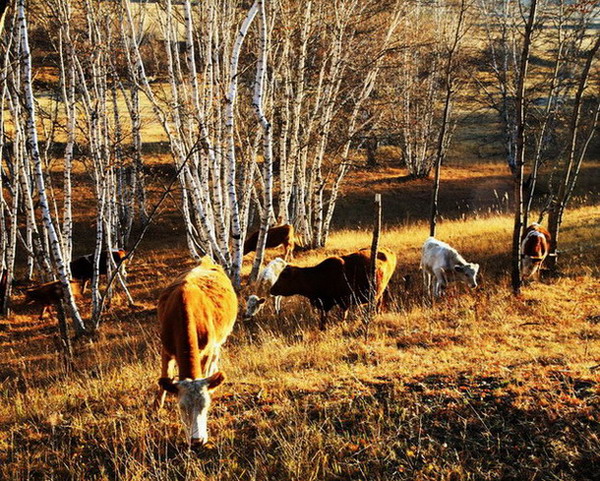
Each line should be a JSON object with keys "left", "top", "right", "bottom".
{"left": 258, "top": 297, "right": 266, "bottom": 305}
{"left": 474, "top": 263, "right": 480, "bottom": 271}
{"left": 454, "top": 265, "right": 464, "bottom": 272}
{"left": 159, "top": 377, "right": 179, "bottom": 394}
{"left": 206, "top": 371, "right": 224, "bottom": 391}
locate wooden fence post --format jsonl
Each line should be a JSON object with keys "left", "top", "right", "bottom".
{"left": 365, "top": 194, "right": 382, "bottom": 337}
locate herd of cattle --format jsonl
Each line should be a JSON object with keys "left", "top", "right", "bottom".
{"left": 17, "top": 250, "right": 127, "bottom": 319}
{"left": 154, "top": 221, "right": 551, "bottom": 446}
{"left": 8, "top": 222, "right": 552, "bottom": 445}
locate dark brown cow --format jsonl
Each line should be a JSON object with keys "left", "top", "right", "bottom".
{"left": 244, "top": 224, "right": 296, "bottom": 260}
{"left": 521, "top": 223, "right": 551, "bottom": 280}
{"left": 270, "top": 247, "right": 397, "bottom": 330}
{"left": 157, "top": 256, "right": 237, "bottom": 446}
{"left": 23, "top": 279, "right": 82, "bottom": 320}
{"left": 70, "top": 250, "right": 127, "bottom": 290}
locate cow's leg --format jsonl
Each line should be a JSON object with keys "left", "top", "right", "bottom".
{"left": 534, "top": 261, "right": 543, "bottom": 281}
{"left": 319, "top": 309, "right": 328, "bottom": 331}
{"left": 376, "top": 293, "right": 385, "bottom": 313}
{"left": 422, "top": 270, "right": 431, "bottom": 299}
{"left": 157, "top": 350, "right": 175, "bottom": 409}
{"left": 433, "top": 268, "right": 447, "bottom": 298}
{"left": 274, "top": 295, "right": 282, "bottom": 315}
{"left": 207, "top": 346, "right": 220, "bottom": 377}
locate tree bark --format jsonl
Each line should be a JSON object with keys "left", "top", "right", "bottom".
{"left": 18, "top": 0, "right": 86, "bottom": 335}
{"left": 250, "top": 0, "right": 274, "bottom": 283}
{"left": 511, "top": 0, "right": 537, "bottom": 295}
{"left": 547, "top": 35, "right": 600, "bottom": 271}
{"left": 225, "top": 0, "right": 260, "bottom": 287}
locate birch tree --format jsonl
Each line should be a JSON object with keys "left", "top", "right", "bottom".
{"left": 249, "top": 0, "right": 274, "bottom": 282}
{"left": 17, "top": 0, "right": 86, "bottom": 334}
{"left": 547, "top": 34, "right": 600, "bottom": 270}
{"left": 429, "top": 0, "right": 472, "bottom": 237}
{"left": 510, "top": 0, "right": 538, "bottom": 295}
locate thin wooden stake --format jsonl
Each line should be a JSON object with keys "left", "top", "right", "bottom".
{"left": 366, "top": 194, "right": 382, "bottom": 337}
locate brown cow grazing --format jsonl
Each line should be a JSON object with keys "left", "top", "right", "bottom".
{"left": 521, "top": 223, "right": 551, "bottom": 280}
{"left": 23, "top": 280, "right": 82, "bottom": 320}
{"left": 270, "top": 247, "right": 397, "bottom": 330}
{"left": 70, "top": 250, "right": 127, "bottom": 291}
{"left": 157, "top": 256, "right": 237, "bottom": 446}
{"left": 244, "top": 224, "right": 296, "bottom": 260}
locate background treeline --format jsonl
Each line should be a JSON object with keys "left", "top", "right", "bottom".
{"left": 0, "top": 0, "right": 598, "bottom": 335}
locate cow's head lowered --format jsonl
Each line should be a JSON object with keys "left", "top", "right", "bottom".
{"left": 453, "top": 263, "right": 480, "bottom": 288}
{"left": 159, "top": 372, "right": 224, "bottom": 446}
{"left": 244, "top": 295, "right": 266, "bottom": 320}
{"left": 521, "top": 256, "right": 544, "bottom": 280}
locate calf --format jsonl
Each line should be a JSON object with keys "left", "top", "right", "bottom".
{"left": 157, "top": 256, "right": 237, "bottom": 446}
{"left": 521, "top": 223, "right": 551, "bottom": 280}
{"left": 70, "top": 249, "right": 127, "bottom": 290}
{"left": 244, "top": 257, "right": 287, "bottom": 320}
{"left": 23, "top": 279, "right": 82, "bottom": 320}
{"left": 270, "top": 247, "right": 397, "bottom": 330}
{"left": 421, "top": 237, "right": 479, "bottom": 298}
{"left": 244, "top": 224, "right": 296, "bottom": 260}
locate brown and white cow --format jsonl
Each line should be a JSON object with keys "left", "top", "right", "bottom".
{"left": 157, "top": 256, "right": 237, "bottom": 446}
{"left": 244, "top": 224, "right": 297, "bottom": 261}
{"left": 521, "top": 223, "right": 551, "bottom": 280}
{"left": 270, "top": 247, "right": 397, "bottom": 330}
{"left": 22, "top": 279, "right": 82, "bottom": 320}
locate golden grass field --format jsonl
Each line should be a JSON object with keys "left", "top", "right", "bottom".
{"left": 0, "top": 159, "right": 598, "bottom": 480}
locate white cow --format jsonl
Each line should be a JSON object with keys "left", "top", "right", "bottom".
{"left": 421, "top": 237, "right": 480, "bottom": 298}
{"left": 244, "top": 258, "right": 287, "bottom": 320}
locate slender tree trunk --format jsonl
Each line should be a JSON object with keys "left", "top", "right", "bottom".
{"left": 429, "top": 85, "right": 452, "bottom": 238}
{"left": 249, "top": 0, "right": 274, "bottom": 283}
{"left": 547, "top": 35, "right": 600, "bottom": 271}
{"left": 225, "top": 0, "right": 260, "bottom": 287}
{"left": 18, "top": 0, "right": 86, "bottom": 335}
{"left": 511, "top": 0, "right": 537, "bottom": 295}
{"left": 429, "top": 0, "right": 466, "bottom": 238}
{"left": 523, "top": 4, "right": 565, "bottom": 229}
{"left": 0, "top": 0, "right": 8, "bottom": 34}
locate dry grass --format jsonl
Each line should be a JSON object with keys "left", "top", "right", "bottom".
{"left": 1, "top": 201, "right": 599, "bottom": 480}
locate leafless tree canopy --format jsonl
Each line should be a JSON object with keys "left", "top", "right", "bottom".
{"left": 0, "top": 0, "right": 598, "bottom": 332}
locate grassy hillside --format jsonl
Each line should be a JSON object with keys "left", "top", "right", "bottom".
{"left": 1, "top": 160, "right": 598, "bottom": 480}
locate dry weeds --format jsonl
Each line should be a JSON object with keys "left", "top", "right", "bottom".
{"left": 1, "top": 202, "right": 598, "bottom": 481}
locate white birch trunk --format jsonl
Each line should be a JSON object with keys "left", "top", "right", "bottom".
{"left": 249, "top": 0, "right": 274, "bottom": 282}
{"left": 18, "top": 0, "right": 86, "bottom": 334}
{"left": 225, "top": 0, "right": 260, "bottom": 287}
{"left": 58, "top": 28, "right": 76, "bottom": 264}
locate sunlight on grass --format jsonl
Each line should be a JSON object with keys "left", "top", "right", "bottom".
{"left": 1, "top": 206, "right": 598, "bottom": 480}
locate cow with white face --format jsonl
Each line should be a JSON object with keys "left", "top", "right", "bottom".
{"left": 243, "top": 257, "right": 287, "bottom": 320}
{"left": 157, "top": 257, "right": 237, "bottom": 446}
{"left": 159, "top": 373, "right": 224, "bottom": 445}
{"left": 421, "top": 237, "right": 479, "bottom": 298}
